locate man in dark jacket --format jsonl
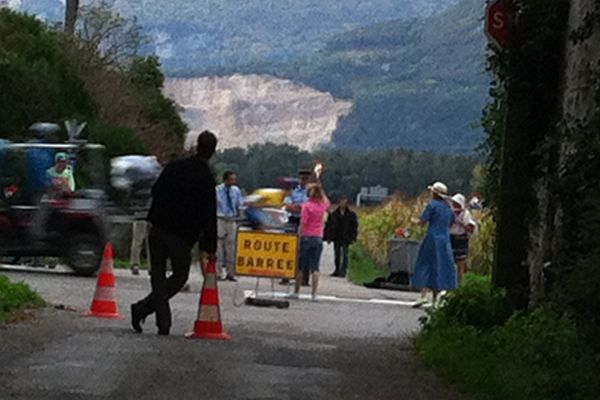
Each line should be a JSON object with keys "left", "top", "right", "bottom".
{"left": 325, "top": 196, "right": 358, "bottom": 278}
{"left": 131, "top": 131, "right": 218, "bottom": 335}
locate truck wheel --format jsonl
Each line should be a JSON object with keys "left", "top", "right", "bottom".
{"left": 67, "top": 234, "right": 103, "bottom": 276}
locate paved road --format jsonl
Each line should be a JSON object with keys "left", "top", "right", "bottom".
{"left": 0, "top": 245, "right": 460, "bottom": 400}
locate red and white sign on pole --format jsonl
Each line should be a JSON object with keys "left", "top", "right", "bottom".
{"left": 485, "top": 0, "right": 511, "bottom": 50}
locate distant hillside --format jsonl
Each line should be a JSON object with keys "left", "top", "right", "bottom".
{"left": 186, "top": 0, "right": 489, "bottom": 154}
{"left": 328, "top": 0, "right": 488, "bottom": 153}
{"left": 14, "top": 0, "right": 458, "bottom": 72}
{"left": 13, "top": 0, "right": 488, "bottom": 154}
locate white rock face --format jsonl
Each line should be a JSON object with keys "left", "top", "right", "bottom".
{"left": 163, "top": 74, "right": 353, "bottom": 151}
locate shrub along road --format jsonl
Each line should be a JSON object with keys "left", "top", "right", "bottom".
{"left": 0, "top": 251, "right": 461, "bottom": 400}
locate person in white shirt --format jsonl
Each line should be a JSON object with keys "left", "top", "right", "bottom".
{"left": 215, "top": 171, "right": 243, "bottom": 281}
{"left": 449, "top": 193, "right": 477, "bottom": 283}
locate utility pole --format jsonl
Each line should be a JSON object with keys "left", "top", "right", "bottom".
{"left": 64, "top": 0, "right": 79, "bottom": 34}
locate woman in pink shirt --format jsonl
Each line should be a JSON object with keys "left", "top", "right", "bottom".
{"left": 289, "top": 184, "right": 330, "bottom": 300}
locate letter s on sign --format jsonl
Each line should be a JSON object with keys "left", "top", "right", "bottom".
{"left": 492, "top": 11, "right": 505, "bottom": 29}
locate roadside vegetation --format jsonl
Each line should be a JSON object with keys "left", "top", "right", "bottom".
{"left": 0, "top": 6, "right": 186, "bottom": 158}
{"left": 0, "top": 274, "right": 45, "bottom": 323}
{"left": 415, "top": 0, "right": 600, "bottom": 398}
{"left": 416, "top": 275, "right": 599, "bottom": 400}
{"left": 346, "top": 195, "right": 600, "bottom": 399}
{"left": 347, "top": 244, "right": 386, "bottom": 285}
{"left": 352, "top": 197, "right": 494, "bottom": 274}
{"left": 349, "top": 192, "right": 598, "bottom": 400}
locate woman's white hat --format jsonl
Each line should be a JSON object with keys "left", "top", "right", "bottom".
{"left": 451, "top": 193, "right": 467, "bottom": 210}
{"left": 428, "top": 181, "right": 448, "bottom": 196}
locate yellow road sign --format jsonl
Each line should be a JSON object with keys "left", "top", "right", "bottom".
{"left": 235, "top": 229, "right": 298, "bottom": 279}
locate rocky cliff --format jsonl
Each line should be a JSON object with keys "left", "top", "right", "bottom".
{"left": 163, "top": 75, "right": 352, "bottom": 151}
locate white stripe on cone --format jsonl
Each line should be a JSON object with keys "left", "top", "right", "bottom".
{"left": 92, "top": 286, "right": 117, "bottom": 302}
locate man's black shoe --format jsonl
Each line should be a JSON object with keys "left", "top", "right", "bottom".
{"left": 158, "top": 329, "right": 170, "bottom": 336}
{"left": 131, "top": 304, "right": 145, "bottom": 334}
{"left": 226, "top": 275, "right": 237, "bottom": 282}
{"left": 330, "top": 273, "right": 339, "bottom": 277}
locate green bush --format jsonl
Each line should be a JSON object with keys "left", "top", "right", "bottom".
{"left": 85, "top": 123, "right": 146, "bottom": 157}
{"left": 425, "top": 274, "right": 512, "bottom": 331}
{"left": 0, "top": 9, "right": 95, "bottom": 137}
{"left": 0, "top": 274, "right": 45, "bottom": 322}
{"left": 416, "top": 275, "right": 600, "bottom": 400}
{"left": 492, "top": 309, "right": 597, "bottom": 400}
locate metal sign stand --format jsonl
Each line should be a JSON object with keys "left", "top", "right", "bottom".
{"left": 244, "top": 276, "right": 289, "bottom": 309}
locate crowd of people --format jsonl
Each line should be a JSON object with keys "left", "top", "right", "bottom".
{"left": 210, "top": 157, "right": 362, "bottom": 297}
{"left": 129, "top": 130, "right": 477, "bottom": 334}
{"left": 130, "top": 131, "right": 348, "bottom": 334}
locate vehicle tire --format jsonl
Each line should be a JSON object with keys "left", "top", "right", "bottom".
{"left": 66, "top": 234, "right": 103, "bottom": 276}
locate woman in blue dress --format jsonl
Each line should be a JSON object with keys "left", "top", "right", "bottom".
{"left": 411, "top": 181, "right": 457, "bottom": 307}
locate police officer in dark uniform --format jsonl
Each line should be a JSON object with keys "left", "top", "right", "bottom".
{"left": 131, "top": 131, "right": 218, "bottom": 335}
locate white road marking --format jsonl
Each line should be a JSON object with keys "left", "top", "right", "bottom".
{"left": 243, "top": 290, "right": 416, "bottom": 307}
{"left": 0, "top": 264, "right": 418, "bottom": 307}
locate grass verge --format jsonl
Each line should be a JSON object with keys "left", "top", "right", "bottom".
{"left": 347, "top": 243, "right": 387, "bottom": 285}
{"left": 113, "top": 258, "right": 150, "bottom": 270}
{"left": 0, "top": 274, "right": 45, "bottom": 323}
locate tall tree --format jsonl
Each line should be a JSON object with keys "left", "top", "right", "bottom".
{"left": 492, "top": 0, "right": 570, "bottom": 309}
{"left": 64, "top": 0, "right": 79, "bottom": 34}
{"left": 77, "top": 1, "right": 148, "bottom": 67}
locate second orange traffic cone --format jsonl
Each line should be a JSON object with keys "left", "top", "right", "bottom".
{"left": 85, "top": 243, "right": 122, "bottom": 319}
{"left": 186, "top": 258, "right": 231, "bottom": 340}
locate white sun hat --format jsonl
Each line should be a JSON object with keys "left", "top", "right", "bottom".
{"left": 428, "top": 181, "right": 448, "bottom": 197}
{"left": 451, "top": 193, "right": 467, "bottom": 210}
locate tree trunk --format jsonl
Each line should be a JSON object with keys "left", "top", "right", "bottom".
{"left": 64, "top": 0, "right": 79, "bottom": 34}
{"left": 561, "top": 0, "right": 600, "bottom": 123}
{"left": 553, "top": 0, "right": 600, "bottom": 275}
{"left": 526, "top": 2, "right": 572, "bottom": 309}
{"left": 493, "top": 0, "right": 570, "bottom": 310}
{"left": 493, "top": 5, "right": 536, "bottom": 310}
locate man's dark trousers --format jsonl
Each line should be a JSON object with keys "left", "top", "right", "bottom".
{"left": 334, "top": 241, "right": 350, "bottom": 277}
{"left": 136, "top": 227, "right": 192, "bottom": 333}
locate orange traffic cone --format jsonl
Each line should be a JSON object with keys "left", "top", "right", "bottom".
{"left": 186, "top": 258, "right": 231, "bottom": 340}
{"left": 85, "top": 243, "right": 122, "bottom": 319}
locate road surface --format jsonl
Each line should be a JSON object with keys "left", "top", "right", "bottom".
{"left": 0, "top": 245, "right": 460, "bottom": 400}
